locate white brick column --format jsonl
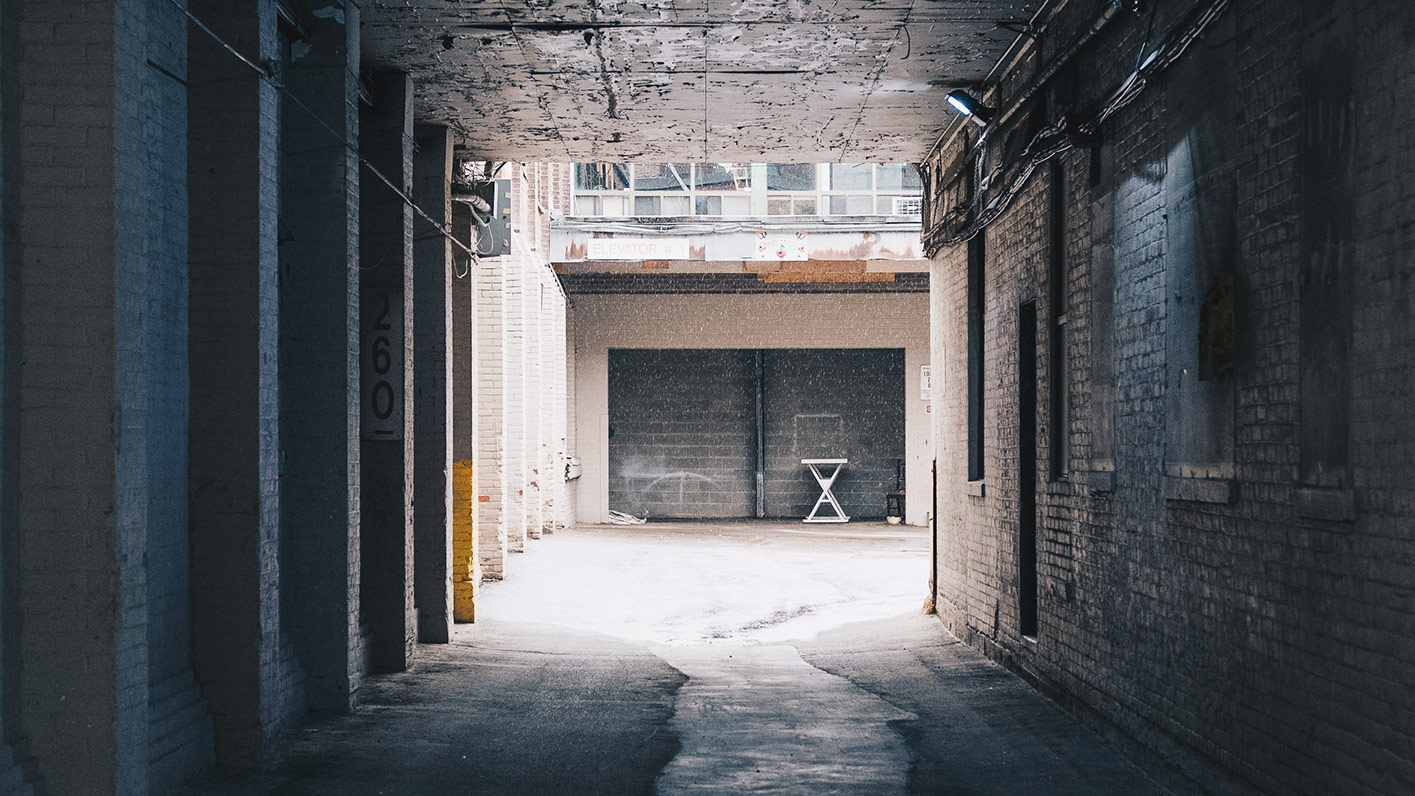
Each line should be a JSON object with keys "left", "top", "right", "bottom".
{"left": 476, "top": 254, "right": 507, "bottom": 578}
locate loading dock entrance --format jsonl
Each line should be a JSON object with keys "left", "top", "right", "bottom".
{"left": 608, "top": 348, "right": 904, "bottom": 520}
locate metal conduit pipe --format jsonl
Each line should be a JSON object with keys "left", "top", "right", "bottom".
{"left": 992, "top": 0, "right": 1125, "bottom": 133}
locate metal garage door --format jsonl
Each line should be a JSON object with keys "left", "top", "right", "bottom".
{"left": 608, "top": 348, "right": 904, "bottom": 520}
{"left": 762, "top": 349, "right": 904, "bottom": 519}
{"left": 609, "top": 349, "right": 757, "bottom": 518}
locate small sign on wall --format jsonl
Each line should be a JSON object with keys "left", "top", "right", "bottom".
{"left": 755, "top": 231, "right": 807, "bottom": 261}
{"left": 920, "top": 365, "right": 931, "bottom": 401}
{"left": 361, "top": 291, "right": 403, "bottom": 440}
{"left": 587, "top": 237, "right": 690, "bottom": 260}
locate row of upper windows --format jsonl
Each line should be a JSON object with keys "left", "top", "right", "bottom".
{"left": 571, "top": 163, "right": 923, "bottom": 218}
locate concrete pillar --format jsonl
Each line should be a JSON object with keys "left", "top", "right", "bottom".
{"left": 358, "top": 71, "right": 416, "bottom": 673}
{"left": 476, "top": 254, "right": 508, "bottom": 580}
{"left": 451, "top": 201, "right": 480, "bottom": 619}
{"left": 412, "top": 124, "right": 453, "bottom": 643}
{"left": 186, "top": 0, "right": 284, "bottom": 769}
{"left": 278, "top": 0, "right": 361, "bottom": 711}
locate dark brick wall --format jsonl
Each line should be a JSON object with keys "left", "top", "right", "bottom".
{"left": 609, "top": 349, "right": 757, "bottom": 518}
{"left": 762, "top": 349, "right": 904, "bottom": 519}
{"left": 923, "top": 0, "right": 1415, "bottom": 792}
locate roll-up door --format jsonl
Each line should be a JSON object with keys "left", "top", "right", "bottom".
{"left": 608, "top": 348, "right": 904, "bottom": 520}
{"left": 609, "top": 349, "right": 756, "bottom": 518}
{"left": 762, "top": 349, "right": 904, "bottom": 519}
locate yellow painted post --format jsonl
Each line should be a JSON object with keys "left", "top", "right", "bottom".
{"left": 453, "top": 460, "right": 479, "bottom": 621}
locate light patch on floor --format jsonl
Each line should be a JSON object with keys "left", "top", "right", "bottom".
{"left": 475, "top": 520, "right": 931, "bottom": 645}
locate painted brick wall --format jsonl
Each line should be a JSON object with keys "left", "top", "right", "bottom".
{"left": 139, "top": 0, "right": 216, "bottom": 788}
{"left": 923, "top": 1, "right": 1415, "bottom": 792}
{"left": 475, "top": 248, "right": 508, "bottom": 579}
{"left": 16, "top": 1, "right": 140, "bottom": 790}
{"left": 0, "top": 0, "right": 29, "bottom": 787}
{"left": 187, "top": 0, "right": 286, "bottom": 769}
{"left": 278, "top": 0, "right": 361, "bottom": 715}
{"left": 475, "top": 162, "right": 574, "bottom": 579}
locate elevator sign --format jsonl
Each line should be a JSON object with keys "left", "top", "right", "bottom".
{"left": 586, "top": 237, "right": 690, "bottom": 260}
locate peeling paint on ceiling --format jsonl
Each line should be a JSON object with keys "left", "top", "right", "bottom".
{"left": 362, "top": 0, "right": 1034, "bottom": 162}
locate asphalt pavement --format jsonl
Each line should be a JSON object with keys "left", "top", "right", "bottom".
{"left": 184, "top": 520, "right": 1171, "bottom": 795}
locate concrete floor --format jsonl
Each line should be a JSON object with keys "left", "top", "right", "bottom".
{"left": 185, "top": 521, "right": 1169, "bottom": 795}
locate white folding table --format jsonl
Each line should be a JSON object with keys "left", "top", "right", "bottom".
{"left": 801, "top": 458, "right": 850, "bottom": 523}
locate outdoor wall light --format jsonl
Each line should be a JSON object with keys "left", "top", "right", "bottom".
{"left": 946, "top": 90, "right": 993, "bottom": 127}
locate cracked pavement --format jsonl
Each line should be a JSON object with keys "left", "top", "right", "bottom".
{"left": 185, "top": 521, "right": 1171, "bottom": 795}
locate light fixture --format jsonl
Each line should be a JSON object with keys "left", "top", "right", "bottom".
{"left": 946, "top": 90, "right": 993, "bottom": 127}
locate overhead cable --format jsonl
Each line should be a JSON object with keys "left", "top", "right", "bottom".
{"left": 928, "top": 0, "right": 1231, "bottom": 251}
{"left": 168, "top": 0, "right": 481, "bottom": 273}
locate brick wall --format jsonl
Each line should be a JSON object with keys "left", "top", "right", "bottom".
{"left": 0, "top": 0, "right": 28, "bottom": 788}
{"left": 357, "top": 70, "right": 416, "bottom": 673}
{"left": 474, "top": 162, "right": 574, "bottom": 579}
{"left": 278, "top": 0, "right": 361, "bottom": 716}
{"left": 411, "top": 124, "right": 453, "bottom": 643}
{"left": 475, "top": 248, "right": 508, "bottom": 579}
{"left": 187, "top": 0, "right": 286, "bottom": 769}
{"left": 140, "top": 0, "right": 216, "bottom": 788}
{"left": 922, "top": 1, "right": 1415, "bottom": 792}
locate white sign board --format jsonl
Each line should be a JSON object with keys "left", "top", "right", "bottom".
{"left": 755, "top": 231, "right": 808, "bottom": 261}
{"left": 586, "top": 237, "right": 690, "bottom": 260}
{"left": 920, "top": 365, "right": 931, "bottom": 401}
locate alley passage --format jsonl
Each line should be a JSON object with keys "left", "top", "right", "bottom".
{"left": 186, "top": 522, "right": 1167, "bottom": 795}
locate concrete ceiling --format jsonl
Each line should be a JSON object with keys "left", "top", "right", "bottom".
{"left": 361, "top": 0, "right": 1035, "bottom": 163}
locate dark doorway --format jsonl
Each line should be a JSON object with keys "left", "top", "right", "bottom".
{"left": 1019, "top": 302, "right": 1039, "bottom": 638}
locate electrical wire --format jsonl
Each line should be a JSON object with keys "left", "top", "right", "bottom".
{"left": 927, "top": 0, "right": 1231, "bottom": 251}
{"left": 169, "top": 0, "right": 481, "bottom": 274}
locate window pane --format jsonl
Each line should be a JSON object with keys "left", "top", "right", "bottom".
{"left": 573, "top": 196, "right": 600, "bottom": 215}
{"left": 601, "top": 195, "right": 627, "bottom": 216}
{"left": 575, "top": 163, "right": 629, "bottom": 190}
{"left": 876, "top": 163, "right": 922, "bottom": 191}
{"left": 828, "top": 163, "right": 872, "bottom": 190}
{"left": 695, "top": 163, "right": 750, "bottom": 191}
{"left": 661, "top": 195, "right": 691, "bottom": 215}
{"left": 720, "top": 196, "right": 751, "bottom": 216}
{"left": 878, "top": 195, "right": 922, "bottom": 215}
{"left": 827, "top": 194, "right": 872, "bottom": 215}
{"left": 634, "top": 195, "right": 661, "bottom": 215}
{"left": 695, "top": 195, "right": 722, "bottom": 215}
{"left": 633, "top": 163, "right": 691, "bottom": 192}
{"left": 766, "top": 163, "right": 816, "bottom": 190}
{"left": 767, "top": 198, "right": 792, "bottom": 215}
{"left": 792, "top": 198, "right": 817, "bottom": 215}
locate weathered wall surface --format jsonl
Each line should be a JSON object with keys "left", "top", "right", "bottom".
{"left": 475, "top": 163, "right": 573, "bottom": 579}
{"left": 574, "top": 292, "right": 930, "bottom": 525}
{"left": 923, "top": 0, "right": 1415, "bottom": 792}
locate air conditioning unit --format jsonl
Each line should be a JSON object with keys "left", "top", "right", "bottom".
{"left": 892, "top": 196, "right": 923, "bottom": 216}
